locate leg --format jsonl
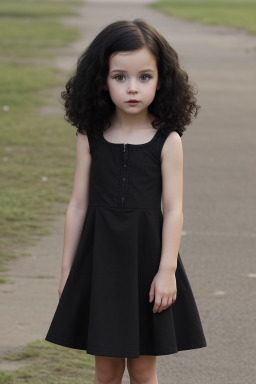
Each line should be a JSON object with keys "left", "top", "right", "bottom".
{"left": 127, "top": 355, "right": 158, "bottom": 384}
{"left": 94, "top": 355, "right": 126, "bottom": 384}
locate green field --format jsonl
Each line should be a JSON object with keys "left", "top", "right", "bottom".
{"left": 0, "top": 339, "right": 94, "bottom": 383}
{"left": 0, "top": 1, "right": 82, "bottom": 273}
{"left": 149, "top": 0, "right": 256, "bottom": 34}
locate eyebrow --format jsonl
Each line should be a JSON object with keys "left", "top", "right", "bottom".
{"left": 110, "top": 69, "right": 155, "bottom": 74}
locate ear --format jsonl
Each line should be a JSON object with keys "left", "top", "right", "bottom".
{"left": 156, "top": 79, "right": 161, "bottom": 91}
{"left": 103, "top": 82, "right": 108, "bottom": 91}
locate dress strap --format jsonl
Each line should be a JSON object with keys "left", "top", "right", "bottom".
{"left": 158, "top": 127, "right": 183, "bottom": 139}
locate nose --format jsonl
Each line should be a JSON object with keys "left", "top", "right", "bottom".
{"left": 127, "top": 79, "right": 138, "bottom": 94}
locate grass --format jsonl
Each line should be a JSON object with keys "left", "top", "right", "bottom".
{"left": 0, "top": 0, "right": 81, "bottom": 273}
{"left": 0, "top": 339, "right": 95, "bottom": 383}
{"left": 1, "top": 19, "right": 78, "bottom": 58}
{"left": 149, "top": 0, "right": 256, "bottom": 35}
{"left": 0, "top": 1, "right": 80, "bottom": 59}
{"left": 0, "top": 1, "right": 82, "bottom": 18}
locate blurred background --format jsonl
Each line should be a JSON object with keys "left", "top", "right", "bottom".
{"left": 0, "top": 0, "right": 255, "bottom": 383}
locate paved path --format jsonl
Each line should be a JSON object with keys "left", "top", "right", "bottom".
{"left": 1, "top": 1, "right": 256, "bottom": 383}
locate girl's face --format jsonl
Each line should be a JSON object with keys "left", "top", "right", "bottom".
{"left": 106, "top": 47, "right": 160, "bottom": 115}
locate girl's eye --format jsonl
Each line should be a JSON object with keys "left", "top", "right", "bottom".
{"left": 114, "top": 74, "right": 151, "bottom": 81}
{"left": 114, "top": 75, "right": 125, "bottom": 81}
{"left": 140, "top": 74, "right": 151, "bottom": 81}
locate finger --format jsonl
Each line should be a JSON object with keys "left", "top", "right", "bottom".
{"left": 171, "top": 293, "right": 177, "bottom": 304}
{"left": 167, "top": 296, "right": 173, "bottom": 307}
{"left": 157, "top": 302, "right": 164, "bottom": 313}
{"left": 156, "top": 296, "right": 169, "bottom": 313}
{"left": 160, "top": 297, "right": 168, "bottom": 310}
{"left": 153, "top": 295, "right": 162, "bottom": 313}
{"left": 149, "top": 284, "right": 155, "bottom": 303}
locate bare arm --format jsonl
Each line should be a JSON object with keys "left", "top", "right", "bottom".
{"left": 159, "top": 130, "right": 183, "bottom": 273}
{"left": 58, "top": 132, "right": 92, "bottom": 298}
{"left": 149, "top": 131, "right": 183, "bottom": 313}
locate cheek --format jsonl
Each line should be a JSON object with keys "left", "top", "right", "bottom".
{"left": 145, "top": 83, "right": 158, "bottom": 99}
{"left": 108, "top": 83, "right": 123, "bottom": 101}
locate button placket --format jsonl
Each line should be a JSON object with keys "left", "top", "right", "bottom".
{"left": 121, "top": 144, "right": 129, "bottom": 207}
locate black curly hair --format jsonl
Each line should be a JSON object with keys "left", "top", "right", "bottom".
{"left": 61, "top": 19, "right": 200, "bottom": 139}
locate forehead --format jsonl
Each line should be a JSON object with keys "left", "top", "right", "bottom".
{"left": 109, "top": 47, "right": 157, "bottom": 70}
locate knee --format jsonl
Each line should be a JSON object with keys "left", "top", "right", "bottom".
{"left": 95, "top": 356, "right": 125, "bottom": 384}
{"left": 127, "top": 357, "right": 157, "bottom": 384}
{"left": 129, "top": 368, "right": 154, "bottom": 383}
{"left": 95, "top": 370, "right": 122, "bottom": 384}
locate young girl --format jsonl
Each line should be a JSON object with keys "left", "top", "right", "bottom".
{"left": 45, "top": 19, "right": 207, "bottom": 384}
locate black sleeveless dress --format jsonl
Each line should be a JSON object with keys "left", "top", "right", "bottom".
{"left": 45, "top": 127, "right": 207, "bottom": 358}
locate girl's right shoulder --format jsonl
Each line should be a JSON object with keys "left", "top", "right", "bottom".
{"left": 76, "top": 129, "right": 100, "bottom": 157}
{"left": 76, "top": 130, "right": 91, "bottom": 157}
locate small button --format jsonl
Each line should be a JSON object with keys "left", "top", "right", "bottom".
{"left": 121, "top": 196, "right": 124, "bottom": 201}
{"left": 123, "top": 177, "right": 126, "bottom": 182}
{"left": 123, "top": 163, "right": 127, "bottom": 167}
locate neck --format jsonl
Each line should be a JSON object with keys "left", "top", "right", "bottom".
{"left": 110, "top": 107, "right": 154, "bottom": 132}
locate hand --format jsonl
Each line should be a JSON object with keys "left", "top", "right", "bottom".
{"left": 58, "top": 268, "right": 70, "bottom": 300}
{"left": 149, "top": 269, "right": 177, "bottom": 313}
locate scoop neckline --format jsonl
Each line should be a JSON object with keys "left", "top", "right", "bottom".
{"left": 101, "top": 128, "right": 160, "bottom": 147}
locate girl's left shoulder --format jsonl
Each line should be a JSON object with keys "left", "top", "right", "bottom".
{"left": 165, "top": 130, "right": 183, "bottom": 141}
{"left": 160, "top": 130, "right": 183, "bottom": 162}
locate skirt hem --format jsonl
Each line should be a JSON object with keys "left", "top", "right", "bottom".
{"left": 44, "top": 337, "right": 207, "bottom": 358}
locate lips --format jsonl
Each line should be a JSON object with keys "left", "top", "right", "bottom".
{"left": 126, "top": 100, "right": 139, "bottom": 103}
